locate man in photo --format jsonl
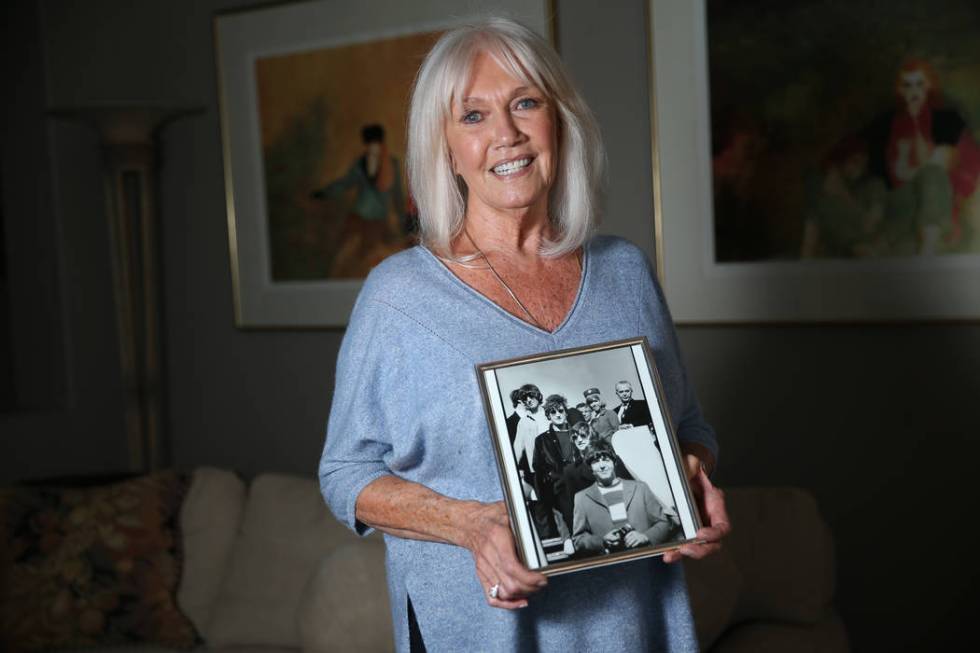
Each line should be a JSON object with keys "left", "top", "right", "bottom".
{"left": 506, "top": 388, "right": 523, "bottom": 445}
{"left": 560, "top": 422, "right": 635, "bottom": 547}
{"left": 572, "top": 442, "right": 676, "bottom": 555}
{"left": 612, "top": 381, "right": 653, "bottom": 429}
{"left": 584, "top": 387, "right": 620, "bottom": 441}
{"left": 532, "top": 395, "right": 578, "bottom": 539}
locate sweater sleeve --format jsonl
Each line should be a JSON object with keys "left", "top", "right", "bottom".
{"left": 318, "top": 295, "right": 403, "bottom": 536}
{"left": 634, "top": 248, "right": 720, "bottom": 468}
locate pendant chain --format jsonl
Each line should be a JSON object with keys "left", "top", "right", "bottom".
{"left": 464, "top": 228, "right": 544, "bottom": 329}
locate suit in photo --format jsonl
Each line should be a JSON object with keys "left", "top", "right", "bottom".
{"left": 613, "top": 398, "right": 652, "bottom": 427}
{"left": 572, "top": 479, "right": 676, "bottom": 553}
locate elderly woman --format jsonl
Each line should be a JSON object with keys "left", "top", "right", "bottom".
{"left": 319, "top": 17, "right": 728, "bottom": 652}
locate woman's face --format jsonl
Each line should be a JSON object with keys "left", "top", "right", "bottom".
{"left": 899, "top": 70, "right": 929, "bottom": 116}
{"left": 445, "top": 51, "right": 557, "bottom": 218}
{"left": 523, "top": 395, "right": 540, "bottom": 411}
{"left": 572, "top": 428, "right": 592, "bottom": 451}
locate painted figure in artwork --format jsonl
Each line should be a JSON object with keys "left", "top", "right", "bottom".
{"left": 311, "top": 124, "right": 413, "bottom": 276}
{"left": 711, "top": 113, "right": 771, "bottom": 261}
{"left": 804, "top": 59, "right": 980, "bottom": 257}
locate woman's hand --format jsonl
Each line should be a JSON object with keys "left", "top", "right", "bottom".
{"left": 662, "top": 458, "right": 731, "bottom": 564}
{"left": 354, "top": 477, "right": 547, "bottom": 610}
{"left": 462, "top": 501, "right": 548, "bottom": 610}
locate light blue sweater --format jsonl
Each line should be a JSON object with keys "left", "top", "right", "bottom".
{"left": 319, "top": 236, "right": 717, "bottom": 652}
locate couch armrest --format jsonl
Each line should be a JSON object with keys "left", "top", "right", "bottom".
{"left": 685, "top": 487, "right": 840, "bottom": 650}
{"left": 711, "top": 612, "right": 849, "bottom": 653}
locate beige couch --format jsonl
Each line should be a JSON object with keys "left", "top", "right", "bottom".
{"left": 176, "top": 468, "right": 847, "bottom": 652}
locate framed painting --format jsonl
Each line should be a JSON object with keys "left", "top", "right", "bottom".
{"left": 476, "top": 338, "right": 701, "bottom": 576}
{"left": 648, "top": 0, "right": 980, "bottom": 322}
{"left": 214, "top": 0, "right": 553, "bottom": 327}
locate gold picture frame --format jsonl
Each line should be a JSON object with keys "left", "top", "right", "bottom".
{"left": 648, "top": 0, "right": 980, "bottom": 323}
{"left": 214, "top": 0, "right": 554, "bottom": 328}
{"left": 476, "top": 337, "right": 701, "bottom": 576}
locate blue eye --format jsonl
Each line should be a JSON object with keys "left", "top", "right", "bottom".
{"left": 515, "top": 97, "right": 539, "bottom": 110}
{"left": 462, "top": 111, "right": 482, "bottom": 124}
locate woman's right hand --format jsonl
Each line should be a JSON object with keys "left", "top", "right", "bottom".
{"left": 462, "top": 501, "right": 548, "bottom": 610}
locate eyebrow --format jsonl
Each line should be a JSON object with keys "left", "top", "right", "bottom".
{"left": 460, "top": 86, "right": 533, "bottom": 105}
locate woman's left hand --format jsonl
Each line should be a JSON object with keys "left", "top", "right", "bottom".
{"left": 662, "top": 456, "right": 731, "bottom": 564}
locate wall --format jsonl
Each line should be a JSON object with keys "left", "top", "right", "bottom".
{"left": 559, "top": 4, "right": 980, "bottom": 650}
{"left": 0, "top": 0, "right": 129, "bottom": 481}
{"left": 3, "top": 0, "right": 978, "bottom": 650}
{"left": 562, "top": 5, "right": 980, "bottom": 649}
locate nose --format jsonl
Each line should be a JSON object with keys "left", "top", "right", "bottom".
{"left": 492, "top": 110, "right": 524, "bottom": 147}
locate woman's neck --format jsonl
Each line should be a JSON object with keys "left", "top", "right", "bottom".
{"left": 457, "top": 204, "right": 552, "bottom": 258}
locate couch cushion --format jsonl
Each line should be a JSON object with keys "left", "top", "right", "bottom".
{"left": 724, "top": 487, "right": 836, "bottom": 625}
{"left": 204, "top": 473, "right": 360, "bottom": 648}
{"left": 298, "top": 536, "right": 392, "bottom": 653}
{"left": 0, "top": 471, "right": 197, "bottom": 651}
{"left": 177, "top": 468, "right": 246, "bottom": 634}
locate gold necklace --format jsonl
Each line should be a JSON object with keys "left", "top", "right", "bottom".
{"left": 464, "top": 228, "right": 544, "bottom": 329}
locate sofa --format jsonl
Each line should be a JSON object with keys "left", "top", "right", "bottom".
{"left": 1, "top": 468, "right": 848, "bottom": 652}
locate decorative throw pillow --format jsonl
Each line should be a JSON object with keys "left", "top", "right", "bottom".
{"left": 0, "top": 470, "right": 198, "bottom": 651}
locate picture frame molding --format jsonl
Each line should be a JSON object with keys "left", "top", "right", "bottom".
{"left": 647, "top": 0, "right": 980, "bottom": 324}
{"left": 213, "top": 0, "right": 555, "bottom": 328}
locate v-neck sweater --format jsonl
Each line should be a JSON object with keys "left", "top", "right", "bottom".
{"left": 320, "top": 235, "right": 717, "bottom": 652}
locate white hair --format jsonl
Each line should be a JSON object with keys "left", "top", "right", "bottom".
{"left": 406, "top": 17, "right": 605, "bottom": 257}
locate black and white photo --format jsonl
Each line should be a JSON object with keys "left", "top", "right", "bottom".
{"left": 478, "top": 338, "right": 701, "bottom": 575}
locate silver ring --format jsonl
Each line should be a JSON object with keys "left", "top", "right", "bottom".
{"left": 488, "top": 583, "right": 500, "bottom": 600}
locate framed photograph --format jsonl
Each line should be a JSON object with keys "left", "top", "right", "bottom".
{"left": 477, "top": 338, "right": 701, "bottom": 576}
{"left": 214, "top": 0, "right": 552, "bottom": 327}
{"left": 648, "top": 0, "right": 980, "bottom": 322}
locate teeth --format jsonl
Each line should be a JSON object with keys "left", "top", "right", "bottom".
{"left": 492, "top": 158, "right": 531, "bottom": 175}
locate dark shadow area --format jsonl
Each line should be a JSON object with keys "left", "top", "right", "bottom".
{"left": 2, "top": 0, "right": 979, "bottom": 650}
{"left": 0, "top": 180, "right": 16, "bottom": 411}
{"left": 680, "top": 323, "right": 980, "bottom": 652}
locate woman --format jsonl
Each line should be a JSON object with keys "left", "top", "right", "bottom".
{"left": 585, "top": 388, "right": 620, "bottom": 441}
{"left": 319, "top": 17, "right": 729, "bottom": 652}
{"left": 511, "top": 384, "right": 544, "bottom": 483}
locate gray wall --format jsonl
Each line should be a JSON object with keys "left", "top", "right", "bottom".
{"left": 2, "top": 0, "right": 978, "bottom": 650}
{"left": 1, "top": 0, "right": 129, "bottom": 480}
{"left": 564, "top": 5, "right": 980, "bottom": 649}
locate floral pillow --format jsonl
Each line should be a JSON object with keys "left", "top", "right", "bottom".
{"left": 0, "top": 470, "right": 198, "bottom": 651}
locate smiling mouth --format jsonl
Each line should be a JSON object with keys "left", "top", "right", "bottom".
{"left": 491, "top": 157, "right": 533, "bottom": 176}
